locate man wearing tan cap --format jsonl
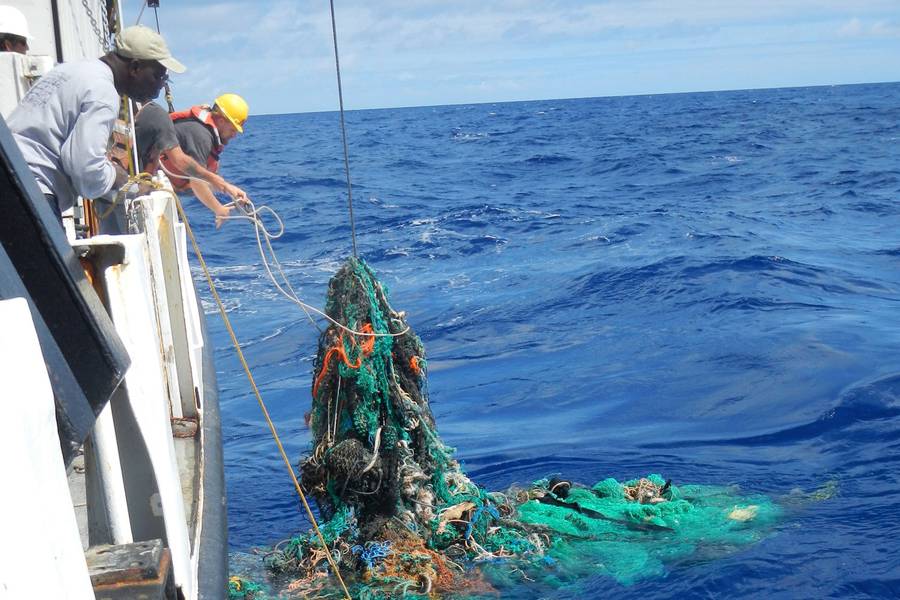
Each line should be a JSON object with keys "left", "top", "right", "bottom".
{"left": 7, "top": 25, "right": 185, "bottom": 225}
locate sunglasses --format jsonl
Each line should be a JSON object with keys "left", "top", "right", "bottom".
{"left": 130, "top": 59, "right": 168, "bottom": 83}
{"left": 148, "top": 63, "right": 169, "bottom": 83}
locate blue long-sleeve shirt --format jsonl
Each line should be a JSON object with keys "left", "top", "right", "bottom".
{"left": 8, "top": 59, "right": 119, "bottom": 212}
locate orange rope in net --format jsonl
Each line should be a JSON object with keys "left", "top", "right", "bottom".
{"left": 409, "top": 355, "right": 422, "bottom": 376}
{"left": 312, "top": 322, "right": 375, "bottom": 398}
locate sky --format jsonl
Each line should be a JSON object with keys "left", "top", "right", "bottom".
{"left": 124, "top": 0, "right": 900, "bottom": 115}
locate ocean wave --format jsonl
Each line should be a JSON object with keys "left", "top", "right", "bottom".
{"left": 707, "top": 296, "right": 833, "bottom": 312}
{"left": 523, "top": 153, "right": 575, "bottom": 164}
{"left": 450, "top": 129, "right": 488, "bottom": 141}
{"left": 640, "top": 373, "right": 900, "bottom": 449}
{"left": 386, "top": 158, "right": 428, "bottom": 169}
{"left": 292, "top": 176, "right": 346, "bottom": 188}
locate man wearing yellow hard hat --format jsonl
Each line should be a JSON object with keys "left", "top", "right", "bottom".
{"left": 134, "top": 94, "right": 250, "bottom": 229}
{"left": 151, "top": 93, "right": 250, "bottom": 227}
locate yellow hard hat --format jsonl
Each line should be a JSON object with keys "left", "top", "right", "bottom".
{"left": 213, "top": 93, "right": 249, "bottom": 133}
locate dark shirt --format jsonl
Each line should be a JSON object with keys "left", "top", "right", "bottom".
{"left": 175, "top": 118, "right": 216, "bottom": 167}
{"left": 134, "top": 102, "right": 179, "bottom": 171}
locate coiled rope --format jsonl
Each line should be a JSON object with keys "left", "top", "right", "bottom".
{"left": 99, "top": 172, "right": 156, "bottom": 219}
{"left": 156, "top": 161, "right": 409, "bottom": 339}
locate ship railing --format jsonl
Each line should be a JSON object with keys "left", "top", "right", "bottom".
{"left": 71, "top": 184, "right": 207, "bottom": 600}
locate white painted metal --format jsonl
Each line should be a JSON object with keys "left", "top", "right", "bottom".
{"left": 55, "top": 0, "right": 110, "bottom": 60}
{"left": 5, "top": 0, "right": 109, "bottom": 63}
{"left": 126, "top": 95, "right": 141, "bottom": 184}
{"left": 0, "top": 0, "right": 112, "bottom": 116}
{"left": 82, "top": 231, "right": 196, "bottom": 600}
{"left": 169, "top": 195, "right": 209, "bottom": 596}
{"left": 0, "top": 52, "right": 53, "bottom": 118}
{"left": 89, "top": 401, "right": 134, "bottom": 544}
{"left": 0, "top": 297, "right": 95, "bottom": 600}
{"left": 176, "top": 219, "right": 207, "bottom": 411}
{"left": 154, "top": 195, "right": 200, "bottom": 418}
{"left": 134, "top": 193, "right": 187, "bottom": 419}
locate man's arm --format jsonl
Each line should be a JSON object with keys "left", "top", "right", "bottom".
{"left": 60, "top": 101, "right": 119, "bottom": 198}
{"left": 165, "top": 145, "right": 249, "bottom": 203}
{"left": 188, "top": 178, "right": 232, "bottom": 229}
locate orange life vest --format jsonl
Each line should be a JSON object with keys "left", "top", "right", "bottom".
{"left": 159, "top": 105, "right": 224, "bottom": 191}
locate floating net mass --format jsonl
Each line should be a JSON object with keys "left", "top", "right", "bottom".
{"left": 229, "top": 258, "right": 781, "bottom": 599}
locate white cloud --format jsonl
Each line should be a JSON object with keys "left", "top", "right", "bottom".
{"left": 838, "top": 18, "right": 865, "bottom": 37}
{"left": 839, "top": 17, "right": 900, "bottom": 38}
{"left": 127, "top": 0, "right": 900, "bottom": 112}
{"left": 871, "top": 20, "right": 900, "bottom": 37}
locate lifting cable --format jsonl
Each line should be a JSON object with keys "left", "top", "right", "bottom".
{"left": 329, "top": 0, "right": 359, "bottom": 258}
{"left": 134, "top": 1, "right": 146, "bottom": 25}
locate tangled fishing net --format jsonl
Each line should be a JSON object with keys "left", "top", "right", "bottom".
{"left": 231, "top": 257, "right": 781, "bottom": 599}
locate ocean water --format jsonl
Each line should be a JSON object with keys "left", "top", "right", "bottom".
{"left": 187, "top": 82, "right": 900, "bottom": 598}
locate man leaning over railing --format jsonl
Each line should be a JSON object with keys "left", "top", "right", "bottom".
{"left": 6, "top": 25, "right": 184, "bottom": 228}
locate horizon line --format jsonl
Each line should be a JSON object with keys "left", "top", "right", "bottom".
{"left": 253, "top": 79, "right": 900, "bottom": 118}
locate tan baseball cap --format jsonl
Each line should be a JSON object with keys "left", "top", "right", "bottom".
{"left": 115, "top": 25, "right": 186, "bottom": 74}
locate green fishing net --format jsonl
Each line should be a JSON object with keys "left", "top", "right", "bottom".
{"left": 232, "top": 258, "right": 781, "bottom": 598}
{"left": 228, "top": 575, "right": 268, "bottom": 600}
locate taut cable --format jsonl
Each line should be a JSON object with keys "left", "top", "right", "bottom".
{"left": 329, "top": 0, "right": 359, "bottom": 258}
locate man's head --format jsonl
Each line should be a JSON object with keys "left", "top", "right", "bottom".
{"left": 110, "top": 25, "right": 186, "bottom": 103}
{"left": 211, "top": 93, "right": 249, "bottom": 144}
{"left": 0, "top": 6, "right": 31, "bottom": 54}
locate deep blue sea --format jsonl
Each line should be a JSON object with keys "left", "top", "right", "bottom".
{"left": 188, "top": 82, "right": 900, "bottom": 598}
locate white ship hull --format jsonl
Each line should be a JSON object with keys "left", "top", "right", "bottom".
{"left": 0, "top": 1, "right": 228, "bottom": 597}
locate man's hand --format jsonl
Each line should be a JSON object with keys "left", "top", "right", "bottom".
{"left": 112, "top": 161, "right": 129, "bottom": 189}
{"left": 190, "top": 179, "right": 240, "bottom": 230}
{"left": 137, "top": 181, "right": 154, "bottom": 195}
{"left": 223, "top": 182, "right": 251, "bottom": 206}
{"left": 214, "top": 203, "right": 233, "bottom": 229}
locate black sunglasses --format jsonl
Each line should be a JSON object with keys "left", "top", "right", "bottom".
{"left": 147, "top": 62, "right": 168, "bottom": 83}
{"left": 128, "top": 58, "right": 168, "bottom": 82}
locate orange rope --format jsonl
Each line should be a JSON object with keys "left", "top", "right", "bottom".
{"left": 409, "top": 355, "right": 422, "bottom": 376}
{"left": 312, "top": 323, "right": 376, "bottom": 398}
{"left": 358, "top": 322, "right": 375, "bottom": 354}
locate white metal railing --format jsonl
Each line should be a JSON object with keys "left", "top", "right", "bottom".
{"left": 71, "top": 189, "right": 206, "bottom": 599}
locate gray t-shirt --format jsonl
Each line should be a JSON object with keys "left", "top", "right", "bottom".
{"left": 7, "top": 59, "right": 119, "bottom": 211}
{"left": 174, "top": 117, "right": 217, "bottom": 167}
{"left": 134, "top": 102, "right": 179, "bottom": 171}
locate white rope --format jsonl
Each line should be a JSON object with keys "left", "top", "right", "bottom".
{"left": 360, "top": 427, "right": 382, "bottom": 474}
{"left": 155, "top": 164, "right": 409, "bottom": 339}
